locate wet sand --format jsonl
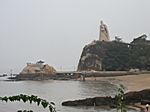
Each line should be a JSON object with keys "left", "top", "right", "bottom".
{"left": 84, "top": 73, "right": 150, "bottom": 91}
{"left": 110, "top": 73, "right": 150, "bottom": 91}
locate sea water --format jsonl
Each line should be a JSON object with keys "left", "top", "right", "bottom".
{"left": 0, "top": 77, "right": 136, "bottom": 112}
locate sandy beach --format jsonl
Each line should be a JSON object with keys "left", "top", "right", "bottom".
{"left": 110, "top": 73, "right": 150, "bottom": 92}
{"left": 84, "top": 73, "right": 150, "bottom": 92}
{"left": 84, "top": 73, "right": 150, "bottom": 111}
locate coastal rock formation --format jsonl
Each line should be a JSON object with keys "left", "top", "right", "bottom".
{"left": 62, "top": 96, "right": 115, "bottom": 107}
{"left": 77, "top": 40, "right": 103, "bottom": 71}
{"left": 77, "top": 40, "right": 129, "bottom": 71}
{"left": 16, "top": 61, "right": 56, "bottom": 80}
{"left": 62, "top": 89, "right": 150, "bottom": 107}
{"left": 77, "top": 34, "right": 150, "bottom": 71}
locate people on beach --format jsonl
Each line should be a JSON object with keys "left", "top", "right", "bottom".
{"left": 146, "top": 104, "right": 149, "bottom": 112}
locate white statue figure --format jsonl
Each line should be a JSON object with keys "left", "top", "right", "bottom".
{"left": 99, "top": 21, "right": 110, "bottom": 41}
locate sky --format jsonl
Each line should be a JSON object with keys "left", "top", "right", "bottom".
{"left": 0, "top": 0, "right": 150, "bottom": 74}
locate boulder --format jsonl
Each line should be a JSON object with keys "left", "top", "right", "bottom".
{"left": 62, "top": 89, "right": 150, "bottom": 107}
{"left": 62, "top": 97, "right": 115, "bottom": 107}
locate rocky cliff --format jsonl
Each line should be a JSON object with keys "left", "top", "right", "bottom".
{"left": 77, "top": 40, "right": 129, "bottom": 71}
{"left": 77, "top": 35, "right": 150, "bottom": 71}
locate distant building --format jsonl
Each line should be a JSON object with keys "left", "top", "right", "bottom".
{"left": 131, "top": 34, "right": 150, "bottom": 45}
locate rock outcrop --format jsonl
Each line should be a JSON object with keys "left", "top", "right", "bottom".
{"left": 77, "top": 40, "right": 103, "bottom": 71}
{"left": 62, "top": 89, "right": 150, "bottom": 107}
{"left": 62, "top": 96, "right": 115, "bottom": 107}
{"left": 77, "top": 40, "right": 129, "bottom": 71}
{"left": 16, "top": 61, "right": 56, "bottom": 80}
{"left": 77, "top": 34, "right": 150, "bottom": 71}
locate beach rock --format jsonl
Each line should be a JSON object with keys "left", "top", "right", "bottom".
{"left": 62, "top": 89, "right": 150, "bottom": 107}
{"left": 62, "top": 96, "right": 116, "bottom": 107}
{"left": 124, "top": 89, "right": 150, "bottom": 104}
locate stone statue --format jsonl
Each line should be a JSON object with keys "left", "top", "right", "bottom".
{"left": 99, "top": 21, "right": 109, "bottom": 41}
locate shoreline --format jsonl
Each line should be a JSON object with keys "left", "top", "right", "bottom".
{"left": 2, "top": 72, "right": 150, "bottom": 111}
{"left": 80, "top": 73, "right": 150, "bottom": 92}
{"left": 4, "top": 71, "right": 150, "bottom": 92}
{"left": 79, "top": 73, "right": 150, "bottom": 111}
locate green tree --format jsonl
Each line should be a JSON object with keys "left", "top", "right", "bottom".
{"left": 0, "top": 94, "right": 56, "bottom": 112}
{"left": 102, "top": 41, "right": 130, "bottom": 71}
{"left": 129, "top": 35, "right": 150, "bottom": 70}
{"left": 115, "top": 85, "right": 127, "bottom": 112}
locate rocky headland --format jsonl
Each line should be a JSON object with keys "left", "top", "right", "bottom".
{"left": 78, "top": 34, "right": 150, "bottom": 71}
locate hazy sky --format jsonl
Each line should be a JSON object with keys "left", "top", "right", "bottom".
{"left": 0, "top": 0, "right": 150, "bottom": 74}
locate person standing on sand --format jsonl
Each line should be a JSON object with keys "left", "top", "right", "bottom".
{"left": 146, "top": 104, "right": 149, "bottom": 112}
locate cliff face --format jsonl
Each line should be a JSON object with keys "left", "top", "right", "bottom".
{"left": 77, "top": 40, "right": 108, "bottom": 71}
{"left": 77, "top": 40, "right": 129, "bottom": 71}
{"left": 78, "top": 35, "right": 150, "bottom": 71}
